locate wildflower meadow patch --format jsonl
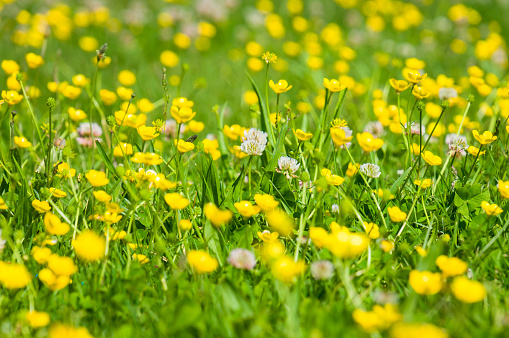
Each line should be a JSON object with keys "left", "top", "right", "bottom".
{"left": 1, "top": 0, "right": 509, "bottom": 337}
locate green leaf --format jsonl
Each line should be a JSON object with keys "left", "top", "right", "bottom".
{"left": 390, "top": 167, "right": 412, "bottom": 194}
{"left": 204, "top": 220, "right": 223, "bottom": 264}
{"left": 95, "top": 140, "right": 119, "bottom": 178}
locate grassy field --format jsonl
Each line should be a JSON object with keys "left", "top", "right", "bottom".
{"left": 1, "top": 0, "right": 509, "bottom": 337}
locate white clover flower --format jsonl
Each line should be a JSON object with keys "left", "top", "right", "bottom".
{"left": 446, "top": 134, "right": 468, "bottom": 157}
{"left": 311, "top": 260, "right": 334, "bottom": 280}
{"left": 360, "top": 163, "right": 381, "bottom": 178}
{"left": 331, "top": 204, "right": 340, "bottom": 214}
{"left": 363, "top": 121, "right": 385, "bottom": 139}
{"left": 227, "top": 248, "right": 256, "bottom": 270}
{"left": 405, "top": 122, "right": 425, "bottom": 135}
{"left": 276, "top": 156, "right": 300, "bottom": 178}
{"left": 0, "top": 229, "right": 5, "bottom": 252}
{"left": 240, "top": 128, "right": 268, "bottom": 156}
{"left": 438, "top": 87, "right": 458, "bottom": 101}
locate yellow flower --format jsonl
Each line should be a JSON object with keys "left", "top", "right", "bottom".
{"left": 357, "top": 132, "right": 384, "bottom": 152}
{"left": 269, "top": 79, "right": 292, "bottom": 94}
{"left": 164, "top": 193, "right": 189, "bottom": 210}
{"left": 170, "top": 106, "right": 196, "bottom": 124}
{"left": 481, "top": 201, "right": 503, "bottom": 216}
{"left": 32, "top": 199, "right": 51, "bottom": 213}
{"left": 55, "top": 162, "right": 76, "bottom": 178}
{"left": 113, "top": 143, "right": 134, "bottom": 157}
{"left": 187, "top": 250, "right": 218, "bottom": 273}
{"left": 381, "top": 240, "right": 394, "bottom": 253}
{"left": 499, "top": 180, "right": 509, "bottom": 199}
{"left": 72, "top": 74, "right": 90, "bottom": 88}
{"left": 451, "top": 276, "right": 486, "bottom": 303}
{"left": 131, "top": 152, "right": 163, "bottom": 166}
{"left": 0, "top": 261, "right": 32, "bottom": 289}
{"left": 48, "top": 323, "right": 93, "bottom": 338}
{"left": 223, "top": 124, "right": 243, "bottom": 140}
{"left": 254, "top": 194, "right": 279, "bottom": 211}
{"left": 48, "top": 188, "right": 67, "bottom": 198}
{"left": 435, "top": 255, "right": 468, "bottom": 277}
{"left": 388, "top": 206, "right": 406, "bottom": 222}
{"left": 389, "top": 79, "right": 411, "bottom": 93}
{"left": 257, "top": 230, "right": 279, "bottom": 243}
{"left": 309, "top": 227, "right": 329, "bottom": 248}
{"left": 68, "top": 107, "right": 87, "bottom": 121}
{"left": 204, "top": 203, "right": 233, "bottom": 227}
{"left": 323, "top": 78, "right": 345, "bottom": 92}
{"left": 293, "top": 129, "right": 313, "bottom": 141}
{"left": 25, "top": 310, "right": 50, "bottom": 328}
{"left": 137, "top": 125, "right": 160, "bottom": 141}
{"left": 2, "top": 90, "right": 23, "bottom": 105}
{"left": 38, "top": 268, "right": 70, "bottom": 291}
{"left": 363, "top": 222, "right": 380, "bottom": 239}
{"left": 32, "top": 246, "right": 52, "bottom": 264}
{"left": 115, "top": 111, "right": 147, "bottom": 128}
{"left": 133, "top": 253, "right": 150, "bottom": 264}
{"left": 93, "top": 190, "right": 112, "bottom": 203}
{"left": 175, "top": 139, "right": 195, "bottom": 153}
{"left": 86, "top": 170, "right": 109, "bottom": 187}
{"left": 390, "top": 322, "right": 448, "bottom": 338}
{"left": 72, "top": 230, "right": 106, "bottom": 261}
{"left": 25, "top": 53, "right": 44, "bottom": 69}
{"left": 265, "top": 208, "right": 295, "bottom": 237}
{"left": 472, "top": 130, "right": 497, "bottom": 144}
{"left": 14, "top": 136, "right": 32, "bottom": 148}
{"left": 137, "top": 98, "right": 154, "bottom": 113}
{"left": 414, "top": 179, "right": 432, "bottom": 189}
{"left": 47, "top": 255, "right": 78, "bottom": 276}
{"left": 421, "top": 151, "right": 442, "bottom": 166}
{"left": 467, "top": 146, "right": 485, "bottom": 156}
{"left": 261, "top": 241, "right": 285, "bottom": 261}
{"left": 1, "top": 60, "right": 20, "bottom": 75}
{"left": 412, "top": 85, "right": 431, "bottom": 99}
{"left": 353, "top": 304, "right": 402, "bottom": 333}
{"left": 179, "top": 219, "right": 193, "bottom": 231}
{"left": 403, "top": 69, "right": 427, "bottom": 83}
{"left": 0, "top": 197, "right": 7, "bottom": 210}
{"left": 321, "top": 168, "right": 345, "bottom": 186}
{"left": 325, "top": 228, "right": 369, "bottom": 259}
{"left": 346, "top": 162, "right": 359, "bottom": 177}
{"left": 62, "top": 86, "right": 82, "bottom": 100}
{"left": 415, "top": 246, "right": 427, "bottom": 257}
{"left": 330, "top": 127, "right": 353, "bottom": 147}
{"left": 234, "top": 200, "right": 261, "bottom": 218}
{"left": 44, "top": 212, "right": 70, "bottom": 235}
{"left": 99, "top": 89, "right": 117, "bottom": 106}
{"left": 188, "top": 120, "right": 205, "bottom": 133}
{"left": 271, "top": 256, "right": 305, "bottom": 283}
{"left": 409, "top": 270, "right": 443, "bottom": 295}
{"left": 118, "top": 70, "right": 136, "bottom": 87}
{"left": 172, "top": 97, "right": 194, "bottom": 108}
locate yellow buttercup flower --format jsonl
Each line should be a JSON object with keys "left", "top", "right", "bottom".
{"left": 271, "top": 256, "right": 305, "bottom": 283}
{"left": 137, "top": 125, "right": 160, "bottom": 141}
{"left": 421, "top": 151, "right": 442, "bottom": 166}
{"left": 381, "top": 240, "right": 394, "bottom": 253}
{"left": 72, "top": 74, "right": 90, "bottom": 87}
{"left": 451, "top": 276, "right": 486, "bottom": 303}
{"left": 321, "top": 168, "right": 345, "bottom": 186}
{"left": 325, "top": 228, "right": 369, "bottom": 259}
{"left": 170, "top": 106, "right": 196, "bottom": 124}
{"left": 435, "top": 255, "right": 467, "bottom": 277}
{"left": 131, "top": 152, "right": 163, "bottom": 166}
{"left": 47, "top": 255, "right": 78, "bottom": 276}
{"left": 179, "top": 219, "right": 193, "bottom": 231}
{"left": 293, "top": 129, "right": 313, "bottom": 141}
{"left": 363, "top": 222, "right": 380, "bottom": 239}
{"left": 188, "top": 120, "right": 205, "bottom": 133}
{"left": 346, "top": 162, "right": 359, "bottom": 177}
{"left": 99, "top": 89, "right": 117, "bottom": 106}
{"left": 38, "top": 268, "right": 69, "bottom": 291}
{"left": 309, "top": 227, "right": 329, "bottom": 248}
{"left": 467, "top": 146, "right": 485, "bottom": 156}
{"left": 330, "top": 127, "right": 353, "bottom": 147}
{"left": 412, "top": 85, "right": 431, "bottom": 99}
{"left": 323, "top": 78, "right": 345, "bottom": 92}
{"left": 32, "top": 199, "right": 51, "bottom": 213}
{"left": 403, "top": 68, "right": 427, "bottom": 83}
{"left": 472, "top": 130, "right": 497, "bottom": 144}
{"left": 93, "top": 190, "right": 112, "bottom": 203}
{"left": 164, "top": 193, "right": 189, "bottom": 210}
{"left": 118, "top": 70, "right": 136, "bottom": 87}
{"left": 25, "top": 310, "right": 51, "bottom": 329}
{"left": 25, "top": 52, "right": 44, "bottom": 69}
{"left": 415, "top": 246, "right": 427, "bottom": 257}
{"left": 0, "top": 262, "right": 32, "bottom": 289}
{"left": 86, "top": 170, "right": 109, "bottom": 187}
{"left": 234, "top": 200, "right": 261, "bottom": 218}
{"left": 390, "top": 322, "right": 448, "bottom": 338}
{"left": 498, "top": 180, "right": 509, "bottom": 199}
{"left": 133, "top": 253, "right": 150, "bottom": 264}
{"left": 0, "top": 197, "right": 7, "bottom": 210}
{"left": 2, "top": 90, "right": 23, "bottom": 105}
{"left": 172, "top": 97, "right": 194, "bottom": 108}
{"left": 187, "top": 250, "right": 218, "bottom": 273}
{"left": 414, "top": 179, "right": 432, "bottom": 189}
{"left": 14, "top": 136, "right": 32, "bottom": 148}
{"left": 113, "top": 143, "right": 134, "bottom": 157}
{"left": 68, "top": 107, "right": 87, "bottom": 121}
{"left": 409, "top": 270, "right": 442, "bottom": 295}
{"left": 388, "top": 206, "right": 406, "bottom": 222}
{"left": 357, "top": 132, "right": 384, "bottom": 152}
{"left": 389, "top": 79, "right": 411, "bottom": 93}
{"left": 72, "top": 230, "right": 106, "bottom": 261}
{"left": 115, "top": 111, "right": 147, "bottom": 128}
{"left": 481, "top": 201, "right": 503, "bottom": 216}
{"left": 257, "top": 230, "right": 279, "bottom": 243}
{"left": 62, "top": 86, "right": 82, "bottom": 100}
{"left": 32, "top": 247, "right": 52, "bottom": 264}
{"left": 1, "top": 60, "right": 20, "bottom": 75}
{"left": 175, "top": 139, "right": 195, "bottom": 153}
{"left": 44, "top": 212, "right": 70, "bottom": 235}
{"left": 254, "top": 194, "right": 279, "bottom": 211}
{"left": 204, "top": 203, "right": 233, "bottom": 227}
{"left": 269, "top": 79, "right": 292, "bottom": 94}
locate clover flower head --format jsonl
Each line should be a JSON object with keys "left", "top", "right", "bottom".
{"left": 405, "top": 122, "right": 425, "bottom": 135}
{"left": 311, "top": 260, "right": 334, "bottom": 280}
{"left": 0, "top": 229, "right": 5, "bottom": 252}
{"left": 438, "top": 87, "right": 458, "bottom": 101}
{"left": 331, "top": 204, "right": 340, "bottom": 214}
{"left": 446, "top": 134, "right": 468, "bottom": 157}
{"left": 363, "top": 121, "right": 385, "bottom": 138}
{"left": 240, "top": 128, "right": 268, "bottom": 156}
{"left": 276, "top": 156, "right": 300, "bottom": 178}
{"left": 227, "top": 248, "right": 257, "bottom": 270}
{"left": 360, "top": 163, "right": 381, "bottom": 178}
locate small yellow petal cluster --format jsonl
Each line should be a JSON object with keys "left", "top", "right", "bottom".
{"left": 0, "top": 261, "right": 32, "bottom": 289}
{"left": 356, "top": 132, "right": 384, "bottom": 152}
{"left": 187, "top": 250, "right": 218, "bottom": 273}
{"left": 481, "top": 201, "right": 503, "bottom": 216}
{"left": 409, "top": 270, "right": 443, "bottom": 295}
{"left": 44, "top": 212, "right": 70, "bottom": 235}
{"left": 435, "top": 255, "right": 468, "bottom": 277}
{"left": 164, "top": 193, "right": 189, "bottom": 210}
{"left": 321, "top": 168, "right": 345, "bottom": 186}
{"left": 86, "top": 170, "right": 109, "bottom": 187}
{"left": 234, "top": 200, "right": 261, "bottom": 218}
{"left": 323, "top": 78, "right": 346, "bottom": 92}
{"left": 204, "top": 202, "right": 233, "bottom": 227}
{"left": 72, "top": 230, "right": 106, "bottom": 261}
{"left": 309, "top": 223, "right": 369, "bottom": 259}
{"left": 293, "top": 128, "right": 313, "bottom": 141}
{"left": 32, "top": 199, "right": 51, "bottom": 213}
{"left": 131, "top": 152, "right": 164, "bottom": 166}
{"left": 269, "top": 79, "right": 292, "bottom": 94}
{"left": 271, "top": 255, "right": 305, "bottom": 283}
{"left": 421, "top": 151, "right": 442, "bottom": 166}
{"left": 353, "top": 304, "right": 402, "bottom": 333}
{"left": 388, "top": 206, "right": 407, "bottom": 222}
{"left": 472, "top": 130, "right": 497, "bottom": 145}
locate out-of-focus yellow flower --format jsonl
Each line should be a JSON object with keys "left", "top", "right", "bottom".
{"left": 160, "top": 50, "right": 179, "bottom": 68}
{"left": 179, "top": 219, "right": 193, "bottom": 231}
{"left": 388, "top": 206, "right": 406, "bottom": 222}
{"left": 164, "top": 193, "right": 189, "bottom": 210}
{"left": 79, "top": 36, "right": 98, "bottom": 52}
{"left": 467, "top": 146, "right": 485, "bottom": 156}
{"left": 72, "top": 74, "right": 90, "bottom": 87}
{"left": 1, "top": 90, "right": 23, "bottom": 105}
{"left": 389, "top": 79, "right": 411, "bottom": 93}
{"left": 86, "top": 170, "right": 109, "bottom": 187}
{"left": 293, "top": 129, "right": 313, "bottom": 141}
{"left": 481, "top": 201, "right": 503, "bottom": 216}
{"left": 118, "top": 70, "right": 136, "bottom": 87}
{"left": 409, "top": 270, "right": 442, "bottom": 295}
{"left": 1, "top": 60, "right": 20, "bottom": 75}
{"left": 171, "top": 106, "right": 196, "bottom": 124}
{"left": 357, "top": 132, "right": 384, "bottom": 152}
{"left": 472, "top": 130, "right": 497, "bottom": 144}
{"left": 403, "top": 69, "right": 427, "bottom": 83}
{"left": 72, "top": 230, "right": 106, "bottom": 261}
{"left": 346, "top": 162, "right": 359, "bottom": 177}
{"left": 381, "top": 240, "right": 394, "bottom": 253}
{"left": 131, "top": 152, "right": 163, "bottom": 166}
{"left": 99, "top": 89, "right": 117, "bottom": 106}
{"left": 223, "top": 124, "right": 244, "bottom": 140}
{"left": 204, "top": 203, "right": 233, "bottom": 227}
{"left": 25, "top": 310, "right": 50, "bottom": 329}
{"left": 271, "top": 256, "right": 305, "bottom": 283}
{"left": 62, "top": 85, "right": 82, "bottom": 100}
{"left": 188, "top": 120, "right": 205, "bottom": 133}
{"left": 93, "top": 190, "right": 112, "bottom": 203}
{"left": 435, "top": 255, "right": 468, "bottom": 277}
{"left": 14, "top": 136, "right": 32, "bottom": 148}
{"left": 133, "top": 253, "right": 149, "bottom": 264}
{"left": 32, "top": 199, "right": 51, "bottom": 213}
{"left": 353, "top": 304, "right": 402, "bottom": 333}
{"left": 115, "top": 111, "right": 146, "bottom": 128}
{"left": 174, "top": 139, "right": 195, "bottom": 153}
{"left": 25, "top": 53, "right": 44, "bottom": 69}
{"left": 0, "top": 262, "right": 32, "bottom": 289}
{"left": 414, "top": 179, "right": 432, "bottom": 189}
{"left": 138, "top": 125, "right": 160, "bottom": 140}
{"left": 451, "top": 276, "right": 486, "bottom": 303}
{"left": 421, "top": 151, "right": 442, "bottom": 166}
{"left": 55, "top": 162, "right": 76, "bottom": 178}
{"left": 269, "top": 79, "right": 292, "bottom": 94}
{"left": 187, "top": 250, "right": 218, "bottom": 273}
{"left": 113, "top": 142, "right": 134, "bottom": 157}
{"left": 390, "top": 322, "right": 448, "bottom": 338}
{"left": 363, "top": 222, "right": 380, "bottom": 239}
{"left": 412, "top": 85, "right": 431, "bottom": 99}
{"left": 68, "top": 107, "right": 87, "bottom": 121}
{"left": 321, "top": 168, "right": 345, "bottom": 186}
{"left": 44, "top": 212, "right": 70, "bottom": 235}
{"left": 257, "top": 230, "right": 279, "bottom": 243}
{"left": 254, "top": 194, "right": 279, "bottom": 211}
{"left": 31, "top": 246, "right": 52, "bottom": 264}
{"left": 497, "top": 180, "right": 509, "bottom": 199}
{"left": 265, "top": 208, "right": 295, "bottom": 237}
{"left": 234, "top": 200, "right": 261, "bottom": 218}
{"left": 323, "top": 78, "right": 345, "bottom": 92}
{"left": 326, "top": 227, "right": 369, "bottom": 259}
